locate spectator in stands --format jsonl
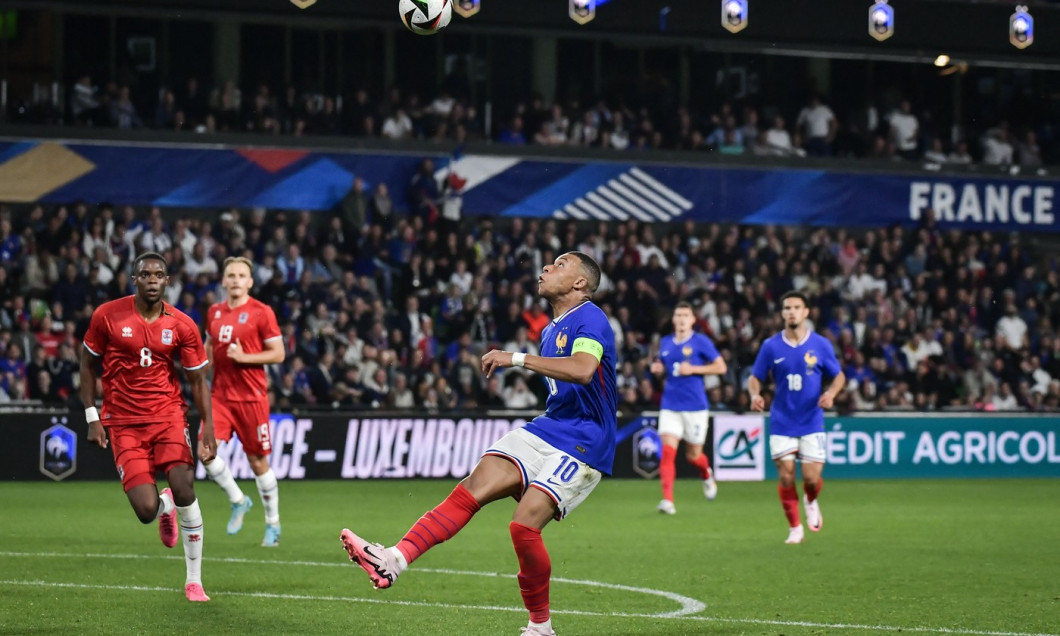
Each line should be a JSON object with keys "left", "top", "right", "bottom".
{"left": 180, "top": 77, "right": 210, "bottom": 128}
{"left": 382, "top": 107, "right": 413, "bottom": 140}
{"left": 501, "top": 373, "right": 538, "bottom": 409}
{"left": 155, "top": 88, "right": 178, "bottom": 129}
{"left": 923, "top": 137, "right": 948, "bottom": 163}
{"left": 996, "top": 304, "right": 1028, "bottom": 351}
{"left": 948, "top": 140, "right": 973, "bottom": 164}
{"left": 796, "top": 95, "right": 837, "bottom": 157}
{"left": 1017, "top": 131, "right": 1042, "bottom": 167}
{"left": 762, "top": 115, "right": 797, "bottom": 156}
{"left": 888, "top": 100, "right": 919, "bottom": 160}
{"left": 982, "top": 125, "right": 1014, "bottom": 165}
{"left": 110, "top": 86, "right": 143, "bottom": 129}
{"left": 498, "top": 115, "right": 527, "bottom": 145}
{"left": 70, "top": 74, "right": 104, "bottom": 126}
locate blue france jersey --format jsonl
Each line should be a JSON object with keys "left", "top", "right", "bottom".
{"left": 751, "top": 331, "right": 841, "bottom": 437}
{"left": 524, "top": 301, "right": 618, "bottom": 474}
{"left": 658, "top": 332, "right": 720, "bottom": 411}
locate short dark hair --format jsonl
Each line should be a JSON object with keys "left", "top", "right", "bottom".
{"left": 133, "top": 251, "right": 168, "bottom": 273}
{"left": 567, "top": 251, "right": 601, "bottom": 294}
{"left": 780, "top": 290, "right": 809, "bottom": 307}
{"left": 675, "top": 301, "right": 694, "bottom": 312}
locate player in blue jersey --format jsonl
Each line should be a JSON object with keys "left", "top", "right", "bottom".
{"left": 748, "top": 291, "right": 845, "bottom": 544}
{"left": 339, "top": 251, "right": 616, "bottom": 636}
{"left": 650, "top": 301, "right": 727, "bottom": 515}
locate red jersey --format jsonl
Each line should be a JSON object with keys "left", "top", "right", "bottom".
{"left": 83, "top": 296, "right": 208, "bottom": 426}
{"left": 206, "top": 296, "right": 281, "bottom": 402}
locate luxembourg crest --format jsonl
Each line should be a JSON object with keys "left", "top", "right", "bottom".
{"left": 555, "top": 331, "right": 568, "bottom": 355}
{"left": 40, "top": 418, "right": 76, "bottom": 481}
{"left": 239, "top": 312, "right": 249, "bottom": 324}
{"left": 804, "top": 350, "right": 818, "bottom": 374}
{"left": 161, "top": 329, "right": 174, "bottom": 345}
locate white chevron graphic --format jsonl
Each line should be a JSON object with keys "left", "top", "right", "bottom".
{"left": 435, "top": 155, "right": 521, "bottom": 193}
{"left": 553, "top": 167, "right": 692, "bottom": 221}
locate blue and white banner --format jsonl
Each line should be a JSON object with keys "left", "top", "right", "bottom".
{"left": 2, "top": 139, "right": 1057, "bottom": 232}
{"left": 455, "top": 156, "right": 1059, "bottom": 231}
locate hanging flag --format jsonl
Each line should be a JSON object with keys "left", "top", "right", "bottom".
{"left": 868, "top": 0, "right": 894, "bottom": 42}
{"left": 570, "top": 0, "right": 596, "bottom": 25}
{"left": 1010, "top": 6, "right": 1033, "bottom": 49}
{"left": 722, "top": 0, "right": 747, "bottom": 34}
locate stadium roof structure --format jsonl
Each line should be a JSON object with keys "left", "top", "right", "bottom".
{"left": 6, "top": 0, "right": 1060, "bottom": 70}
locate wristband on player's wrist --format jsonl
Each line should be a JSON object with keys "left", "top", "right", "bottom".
{"left": 511, "top": 352, "right": 527, "bottom": 367}
{"left": 85, "top": 406, "right": 100, "bottom": 423}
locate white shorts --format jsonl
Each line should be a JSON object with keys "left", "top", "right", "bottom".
{"left": 483, "top": 427, "right": 602, "bottom": 521}
{"left": 770, "top": 433, "right": 827, "bottom": 463}
{"left": 658, "top": 409, "right": 710, "bottom": 445}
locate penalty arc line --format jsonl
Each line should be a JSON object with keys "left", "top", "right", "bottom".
{"left": 0, "top": 552, "right": 1056, "bottom": 636}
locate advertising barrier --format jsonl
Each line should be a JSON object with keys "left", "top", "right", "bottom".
{"left": 812, "top": 415, "right": 1060, "bottom": 479}
{"left": 1, "top": 140, "right": 1056, "bottom": 232}
{"left": 3, "top": 410, "right": 1058, "bottom": 482}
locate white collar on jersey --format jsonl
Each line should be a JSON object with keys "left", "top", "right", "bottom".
{"left": 781, "top": 329, "right": 812, "bottom": 348}
{"left": 671, "top": 332, "right": 695, "bottom": 345}
{"left": 551, "top": 299, "right": 592, "bottom": 325}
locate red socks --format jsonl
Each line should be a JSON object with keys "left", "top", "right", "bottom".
{"left": 689, "top": 452, "right": 712, "bottom": 480}
{"left": 660, "top": 445, "right": 677, "bottom": 501}
{"left": 779, "top": 485, "right": 800, "bottom": 527}
{"left": 804, "top": 478, "right": 823, "bottom": 503}
{"left": 397, "top": 484, "right": 481, "bottom": 565}
{"left": 510, "top": 521, "right": 551, "bottom": 624}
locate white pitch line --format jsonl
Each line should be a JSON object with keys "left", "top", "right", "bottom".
{"left": 4, "top": 551, "right": 1055, "bottom": 635}
{"left": 0, "top": 550, "right": 703, "bottom": 617}
{"left": 1, "top": 579, "right": 1054, "bottom": 636}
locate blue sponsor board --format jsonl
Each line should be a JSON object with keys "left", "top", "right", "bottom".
{"left": 765, "top": 416, "right": 1060, "bottom": 479}
{"left": 1, "top": 140, "right": 1056, "bottom": 232}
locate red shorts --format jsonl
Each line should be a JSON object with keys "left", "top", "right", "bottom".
{"left": 207, "top": 397, "right": 272, "bottom": 457}
{"left": 109, "top": 420, "right": 193, "bottom": 491}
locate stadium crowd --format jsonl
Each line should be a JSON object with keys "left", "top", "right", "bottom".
{"left": 7, "top": 70, "right": 1054, "bottom": 167}
{"left": 1, "top": 189, "right": 1059, "bottom": 415}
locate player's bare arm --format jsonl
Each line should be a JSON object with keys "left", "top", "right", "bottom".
{"left": 227, "top": 337, "right": 285, "bottom": 365}
{"left": 678, "top": 357, "right": 727, "bottom": 377}
{"left": 188, "top": 365, "right": 218, "bottom": 462}
{"left": 818, "top": 371, "right": 846, "bottom": 409}
{"left": 748, "top": 375, "right": 766, "bottom": 412}
{"left": 481, "top": 350, "right": 600, "bottom": 384}
{"left": 204, "top": 335, "right": 215, "bottom": 379}
{"left": 79, "top": 344, "right": 107, "bottom": 449}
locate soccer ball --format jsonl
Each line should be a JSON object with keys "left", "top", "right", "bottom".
{"left": 399, "top": 0, "right": 452, "bottom": 35}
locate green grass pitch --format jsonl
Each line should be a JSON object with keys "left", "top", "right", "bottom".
{"left": 1, "top": 478, "right": 1057, "bottom": 635}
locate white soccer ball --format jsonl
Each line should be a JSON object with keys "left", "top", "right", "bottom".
{"left": 399, "top": 0, "right": 452, "bottom": 35}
